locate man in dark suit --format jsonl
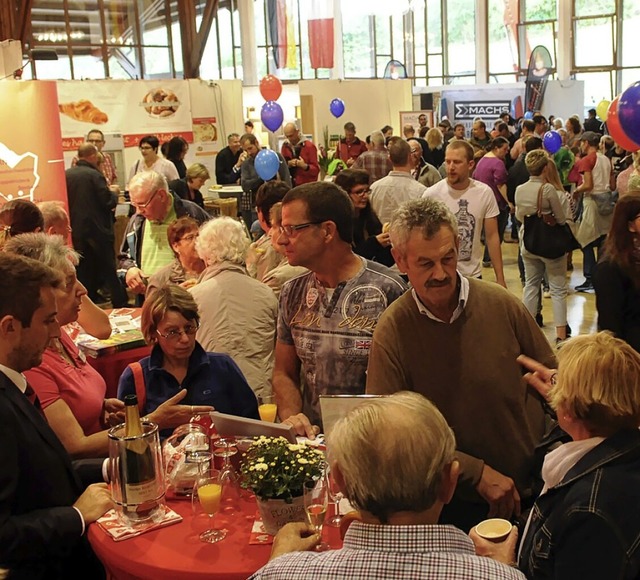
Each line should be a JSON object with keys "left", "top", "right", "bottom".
{"left": 66, "top": 142, "right": 127, "bottom": 306}
{"left": 0, "top": 253, "right": 113, "bottom": 579}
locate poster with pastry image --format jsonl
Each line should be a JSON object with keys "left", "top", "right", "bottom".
{"left": 133, "top": 81, "right": 191, "bottom": 132}
{"left": 57, "top": 80, "right": 127, "bottom": 137}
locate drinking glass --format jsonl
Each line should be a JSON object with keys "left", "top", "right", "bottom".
{"left": 258, "top": 394, "right": 278, "bottom": 422}
{"left": 193, "top": 466, "right": 227, "bottom": 543}
{"left": 304, "top": 478, "right": 329, "bottom": 551}
{"left": 325, "top": 463, "right": 344, "bottom": 527}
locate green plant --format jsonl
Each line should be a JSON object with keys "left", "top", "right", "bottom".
{"left": 240, "top": 436, "right": 324, "bottom": 502}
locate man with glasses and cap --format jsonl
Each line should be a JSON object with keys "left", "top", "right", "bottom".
{"left": 272, "top": 182, "right": 407, "bottom": 438}
{"left": 118, "top": 171, "right": 209, "bottom": 300}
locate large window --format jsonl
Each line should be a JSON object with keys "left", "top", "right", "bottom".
{"left": 199, "top": 0, "right": 242, "bottom": 80}
{"left": 28, "top": 0, "right": 180, "bottom": 80}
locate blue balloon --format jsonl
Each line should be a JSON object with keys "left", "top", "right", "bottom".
{"left": 523, "top": 111, "right": 534, "bottom": 120}
{"left": 618, "top": 81, "right": 640, "bottom": 146}
{"left": 329, "top": 98, "right": 345, "bottom": 118}
{"left": 254, "top": 149, "right": 280, "bottom": 181}
{"left": 260, "top": 101, "right": 284, "bottom": 132}
{"left": 543, "top": 130, "right": 562, "bottom": 154}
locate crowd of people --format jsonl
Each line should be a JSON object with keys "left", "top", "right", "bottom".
{"left": 2, "top": 106, "right": 640, "bottom": 579}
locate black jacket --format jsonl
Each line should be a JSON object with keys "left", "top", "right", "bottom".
{"left": 215, "top": 146, "right": 242, "bottom": 185}
{"left": 169, "top": 178, "right": 205, "bottom": 209}
{"left": 66, "top": 160, "right": 118, "bottom": 248}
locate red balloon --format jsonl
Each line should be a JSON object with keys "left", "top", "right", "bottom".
{"left": 607, "top": 97, "right": 640, "bottom": 152}
{"left": 259, "top": 75, "right": 282, "bottom": 102}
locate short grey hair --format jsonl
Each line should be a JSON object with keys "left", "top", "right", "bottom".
{"left": 196, "top": 217, "right": 250, "bottom": 266}
{"left": 128, "top": 170, "right": 168, "bottom": 198}
{"left": 37, "top": 201, "right": 68, "bottom": 229}
{"left": 328, "top": 392, "right": 456, "bottom": 523}
{"left": 389, "top": 198, "right": 458, "bottom": 258}
{"left": 370, "top": 131, "right": 385, "bottom": 147}
{"left": 4, "top": 232, "right": 79, "bottom": 272}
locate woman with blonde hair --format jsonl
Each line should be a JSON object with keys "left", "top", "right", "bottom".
{"left": 423, "top": 127, "right": 445, "bottom": 169}
{"left": 473, "top": 332, "right": 640, "bottom": 578}
{"left": 516, "top": 150, "right": 569, "bottom": 344}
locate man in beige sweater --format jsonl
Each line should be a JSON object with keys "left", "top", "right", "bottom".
{"left": 366, "top": 197, "right": 556, "bottom": 532}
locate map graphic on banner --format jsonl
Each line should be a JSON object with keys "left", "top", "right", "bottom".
{"left": 0, "top": 81, "right": 67, "bottom": 208}
{"left": 57, "top": 80, "right": 193, "bottom": 148}
{"left": 0, "top": 143, "right": 39, "bottom": 202}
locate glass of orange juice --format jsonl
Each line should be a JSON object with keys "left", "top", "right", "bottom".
{"left": 258, "top": 393, "right": 278, "bottom": 423}
{"left": 194, "top": 464, "right": 227, "bottom": 543}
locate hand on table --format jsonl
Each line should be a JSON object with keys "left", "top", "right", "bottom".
{"left": 125, "top": 267, "right": 147, "bottom": 294}
{"left": 469, "top": 525, "right": 519, "bottom": 566}
{"left": 149, "top": 389, "right": 214, "bottom": 430}
{"left": 74, "top": 483, "right": 114, "bottom": 524}
{"left": 476, "top": 464, "right": 521, "bottom": 520}
{"left": 517, "top": 354, "right": 557, "bottom": 402}
{"left": 270, "top": 522, "right": 320, "bottom": 560}
{"left": 281, "top": 413, "right": 320, "bottom": 439}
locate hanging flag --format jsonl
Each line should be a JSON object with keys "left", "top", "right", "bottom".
{"left": 524, "top": 45, "right": 553, "bottom": 114}
{"left": 308, "top": 0, "right": 334, "bottom": 69}
{"left": 267, "top": 0, "right": 297, "bottom": 70}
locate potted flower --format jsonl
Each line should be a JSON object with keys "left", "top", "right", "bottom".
{"left": 240, "top": 436, "right": 324, "bottom": 535}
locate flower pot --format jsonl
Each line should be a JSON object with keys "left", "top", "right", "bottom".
{"left": 255, "top": 495, "right": 305, "bottom": 536}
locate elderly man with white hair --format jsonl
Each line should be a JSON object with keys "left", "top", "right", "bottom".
{"left": 191, "top": 217, "right": 278, "bottom": 397}
{"left": 118, "top": 170, "right": 209, "bottom": 298}
{"left": 250, "top": 392, "right": 524, "bottom": 579}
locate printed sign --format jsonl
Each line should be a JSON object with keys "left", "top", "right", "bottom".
{"left": 453, "top": 101, "right": 510, "bottom": 121}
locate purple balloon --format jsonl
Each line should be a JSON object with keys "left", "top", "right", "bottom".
{"left": 254, "top": 149, "right": 280, "bottom": 181}
{"left": 260, "top": 101, "right": 284, "bottom": 132}
{"left": 543, "top": 130, "right": 562, "bottom": 154}
{"left": 618, "top": 81, "right": 640, "bottom": 146}
{"left": 329, "top": 98, "right": 345, "bottom": 118}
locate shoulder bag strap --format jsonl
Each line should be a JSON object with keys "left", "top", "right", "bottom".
{"left": 536, "top": 183, "right": 545, "bottom": 217}
{"left": 127, "top": 362, "right": 146, "bottom": 412}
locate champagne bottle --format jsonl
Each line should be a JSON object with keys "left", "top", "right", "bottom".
{"left": 121, "top": 394, "right": 160, "bottom": 522}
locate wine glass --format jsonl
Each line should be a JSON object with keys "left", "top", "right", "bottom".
{"left": 193, "top": 465, "right": 227, "bottom": 543}
{"left": 258, "top": 393, "right": 278, "bottom": 422}
{"left": 325, "top": 463, "right": 344, "bottom": 527}
{"left": 213, "top": 437, "right": 241, "bottom": 511}
{"left": 304, "top": 478, "right": 329, "bottom": 551}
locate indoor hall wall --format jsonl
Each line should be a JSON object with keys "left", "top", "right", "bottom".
{"left": 298, "top": 79, "right": 413, "bottom": 144}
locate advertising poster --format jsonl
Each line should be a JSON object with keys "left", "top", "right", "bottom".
{"left": 57, "top": 80, "right": 193, "bottom": 150}
{"left": 399, "top": 110, "right": 434, "bottom": 132}
{"left": 0, "top": 81, "right": 67, "bottom": 207}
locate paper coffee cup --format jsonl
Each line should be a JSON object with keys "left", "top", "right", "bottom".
{"left": 474, "top": 518, "right": 513, "bottom": 542}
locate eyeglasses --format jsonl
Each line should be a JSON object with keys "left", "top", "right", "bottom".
{"left": 179, "top": 233, "right": 198, "bottom": 243}
{"left": 139, "top": 145, "right": 154, "bottom": 151}
{"left": 131, "top": 189, "right": 159, "bottom": 210}
{"left": 87, "top": 139, "right": 104, "bottom": 144}
{"left": 278, "top": 221, "right": 324, "bottom": 237}
{"left": 156, "top": 323, "right": 199, "bottom": 341}
{"left": 350, "top": 188, "right": 371, "bottom": 196}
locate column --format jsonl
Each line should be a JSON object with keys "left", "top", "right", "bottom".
{"left": 238, "top": 0, "right": 257, "bottom": 86}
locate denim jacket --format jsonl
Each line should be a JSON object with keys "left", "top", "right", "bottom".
{"left": 518, "top": 429, "right": 640, "bottom": 579}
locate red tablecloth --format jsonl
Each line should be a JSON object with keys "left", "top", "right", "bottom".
{"left": 87, "top": 345, "right": 152, "bottom": 398}
{"left": 89, "top": 497, "right": 342, "bottom": 580}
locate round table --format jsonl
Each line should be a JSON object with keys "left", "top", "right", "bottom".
{"left": 89, "top": 495, "right": 343, "bottom": 580}
{"left": 89, "top": 496, "right": 271, "bottom": 580}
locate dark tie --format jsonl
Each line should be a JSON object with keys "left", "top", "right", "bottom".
{"left": 25, "top": 383, "right": 44, "bottom": 415}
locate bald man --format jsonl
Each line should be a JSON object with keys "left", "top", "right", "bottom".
{"left": 281, "top": 123, "right": 320, "bottom": 187}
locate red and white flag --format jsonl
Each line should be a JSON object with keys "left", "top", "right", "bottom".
{"left": 308, "top": 0, "right": 334, "bottom": 69}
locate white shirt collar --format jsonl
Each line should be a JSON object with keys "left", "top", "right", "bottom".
{"left": 411, "top": 273, "right": 469, "bottom": 323}
{"left": 0, "top": 363, "right": 27, "bottom": 393}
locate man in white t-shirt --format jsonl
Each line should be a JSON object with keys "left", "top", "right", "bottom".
{"left": 423, "top": 140, "right": 506, "bottom": 287}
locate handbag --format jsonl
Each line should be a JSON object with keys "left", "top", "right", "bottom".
{"left": 590, "top": 191, "right": 615, "bottom": 216}
{"left": 523, "top": 184, "right": 580, "bottom": 259}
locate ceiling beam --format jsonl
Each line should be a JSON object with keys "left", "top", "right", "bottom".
{"left": 177, "top": 0, "right": 219, "bottom": 79}
{"left": 0, "top": 1, "right": 16, "bottom": 43}
{"left": 16, "top": 0, "right": 34, "bottom": 45}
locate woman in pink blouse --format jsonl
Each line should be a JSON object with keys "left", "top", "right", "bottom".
{"left": 4, "top": 233, "right": 213, "bottom": 459}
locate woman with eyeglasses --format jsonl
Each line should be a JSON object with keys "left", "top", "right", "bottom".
{"left": 593, "top": 193, "right": 640, "bottom": 352}
{"left": 128, "top": 135, "right": 179, "bottom": 185}
{"left": 147, "top": 217, "right": 205, "bottom": 295}
{"left": 117, "top": 284, "right": 259, "bottom": 438}
{"left": 334, "top": 169, "right": 394, "bottom": 267}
